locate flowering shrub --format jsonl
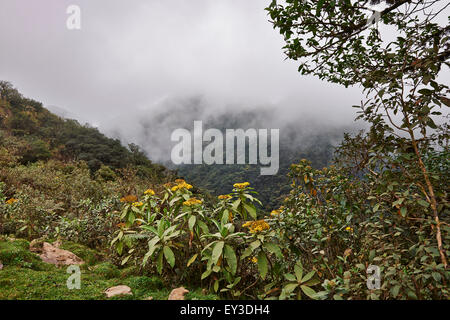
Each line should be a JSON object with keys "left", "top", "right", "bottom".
{"left": 111, "top": 180, "right": 291, "bottom": 298}
{"left": 113, "top": 153, "right": 449, "bottom": 300}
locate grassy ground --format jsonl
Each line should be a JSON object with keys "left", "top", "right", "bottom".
{"left": 0, "top": 239, "right": 218, "bottom": 300}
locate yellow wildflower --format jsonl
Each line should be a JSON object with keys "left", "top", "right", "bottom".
{"left": 250, "top": 257, "right": 258, "bottom": 264}
{"left": 120, "top": 195, "right": 138, "bottom": 203}
{"left": 132, "top": 201, "right": 144, "bottom": 207}
{"left": 233, "top": 182, "right": 250, "bottom": 189}
{"left": 242, "top": 221, "right": 252, "bottom": 228}
{"left": 218, "top": 194, "right": 232, "bottom": 200}
{"left": 183, "top": 198, "right": 203, "bottom": 206}
{"left": 172, "top": 180, "right": 193, "bottom": 192}
{"left": 270, "top": 209, "right": 282, "bottom": 216}
{"left": 242, "top": 220, "right": 270, "bottom": 233}
{"left": 345, "top": 226, "right": 354, "bottom": 232}
{"left": 144, "top": 189, "right": 155, "bottom": 196}
{"left": 5, "top": 198, "right": 18, "bottom": 205}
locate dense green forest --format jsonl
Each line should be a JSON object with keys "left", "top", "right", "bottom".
{"left": 0, "top": 81, "right": 167, "bottom": 179}
{"left": 177, "top": 123, "right": 341, "bottom": 210}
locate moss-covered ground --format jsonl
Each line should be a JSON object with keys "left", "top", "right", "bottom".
{"left": 0, "top": 239, "right": 218, "bottom": 300}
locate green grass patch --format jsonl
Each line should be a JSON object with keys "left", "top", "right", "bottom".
{"left": 0, "top": 239, "right": 49, "bottom": 271}
{"left": 59, "top": 241, "right": 102, "bottom": 266}
{"left": 0, "top": 240, "right": 219, "bottom": 300}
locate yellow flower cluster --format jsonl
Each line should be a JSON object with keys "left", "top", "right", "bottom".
{"left": 233, "top": 182, "right": 250, "bottom": 189}
{"left": 218, "top": 194, "right": 232, "bottom": 200}
{"left": 183, "top": 198, "right": 203, "bottom": 206}
{"left": 242, "top": 220, "right": 270, "bottom": 233}
{"left": 171, "top": 179, "right": 193, "bottom": 192}
{"left": 250, "top": 257, "right": 258, "bottom": 264}
{"left": 120, "top": 195, "right": 138, "bottom": 203}
{"left": 144, "top": 189, "right": 155, "bottom": 196}
{"left": 345, "top": 226, "right": 354, "bottom": 232}
{"left": 270, "top": 209, "right": 282, "bottom": 216}
{"left": 132, "top": 201, "right": 144, "bottom": 207}
{"left": 5, "top": 198, "right": 18, "bottom": 205}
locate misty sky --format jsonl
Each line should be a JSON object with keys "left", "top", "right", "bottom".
{"left": 0, "top": 0, "right": 448, "bottom": 161}
{"left": 0, "top": 1, "right": 362, "bottom": 120}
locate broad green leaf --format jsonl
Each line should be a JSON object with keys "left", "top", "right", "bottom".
{"left": 257, "top": 251, "right": 269, "bottom": 280}
{"left": 283, "top": 283, "right": 298, "bottom": 293}
{"left": 391, "top": 285, "right": 401, "bottom": 298}
{"left": 301, "top": 270, "right": 315, "bottom": 283}
{"left": 263, "top": 242, "right": 283, "bottom": 259}
{"left": 214, "top": 280, "right": 219, "bottom": 292}
{"left": 188, "top": 215, "right": 196, "bottom": 231}
{"left": 201, "top": 269, "right": 212, "bottom": 280}
{"left": 243, "top": 203, "right": 257, "bottom": 220}
{"left": 284, "top": 273, "right": 296, "bottom": 281}
{"left": 163, "top": 245, "right": 175, "bottom": 268}
{"left": 301, "top": 285, "right": 317, "bottom": 299}
{"left": 294, "top": 263, "right": 303, "bottom": 282}
{"left": 418, "top": 199, "right": 430, "bottom": 208}
{"left": 224, "top": 244, "right": 237, "bottom": 275}
{"left": 212, "top": 241, "right": 225, "bottom": 265}
{"left": 156, "top": 251, "right": 164, "bottom": 274}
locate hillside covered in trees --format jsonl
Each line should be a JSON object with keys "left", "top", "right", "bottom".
{"left": 0, "top": 81, "right": 167, "bottom": 179}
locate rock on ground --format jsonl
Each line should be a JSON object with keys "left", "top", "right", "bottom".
{"left": 104, "top": 285, "right": 133, "bottom": 298}
{"left": 30, "top": 241, "right": 84, "bottom": 266}
{"left": 168, "top": 287, "right": 189, "bottom": 300}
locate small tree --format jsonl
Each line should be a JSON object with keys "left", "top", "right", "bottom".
{"left": 267, "top": 0, "right": 449, "bottom": 268}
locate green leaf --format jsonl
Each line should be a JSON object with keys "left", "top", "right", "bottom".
{"left": 257, "top": 251, "right": 268, "bottom": 280}
{"left": 400, "top": 206, "right": 407, "bottom": 217}
{"left": 284, "top": 273, "right": 296, "bottom": 281}
{"left": 418, "top": 199, "right": 430, "bottom": 208}
{"left": 294, "top": 263, "right": 303, "bottom": 282}
{"left": 116, "top": 241, "right": 123, "bottom": 255}
{"left": 214, "top": 280, "right": 219, "bottom": 292}
{"left": 224, "top": 244, "right": 237, "bottom": 275}
{"left": 432, "top": 272, "right": 441, "bottom": 282}
{"left": 187, "top": 253, "right": 198, "bottom": 267}
{"left": 156, "top": 251, "right": 164, "bottom": 274}
{"left": 121, "top": 255, "right": 131, "bottom": 266}
{"left": 243, "top": 203, "right": 257, "bottom": 220}
{"left": 316, "top": 0, "right": 326, "bottom": 15}
{"left": 301, "top": 285, "right": 317, "bottom": 299}
{"left": 263, "top": 242, "right": 283, "bottom": 259}
{"left": 188, "top": 215, "right": 196, "bottom": 231}
{"left": 163, "top": 245, "right": 175, "bottom": 268}
{"left": 147, "top": 237, "right": 160, "bottom": 257}
{"left": 283, "top": 283, "right": 298, "bottom": 293}
{"left": 201, "top": 269, "right": 212, "bottom": 280}
{"left": 301, "top": 270, "right": 315, "bottom": 283}
{"left": 391, "top": 285, "right": 401, "bottom": 298}
{"left": 212, "top": 241, "right": 225, "bottom": 265}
